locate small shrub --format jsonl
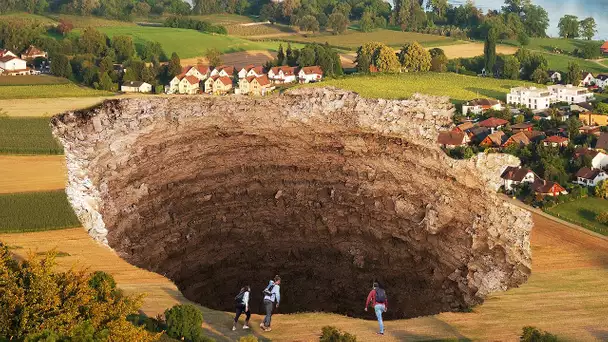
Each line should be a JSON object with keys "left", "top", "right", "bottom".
{"left": 520, "top": 326, "right": 558, "bottom": 342}
{"left": 320, "top": 326, "right": 357, "bottom": 342}
{"left": 164, "top": 304, "right": 205, "bottom": 342}
{"left": 596, "top": 212, "right": 608, "bottom": 225}
{"left": 239, "top": 335, "right": 259, "bottom": 342}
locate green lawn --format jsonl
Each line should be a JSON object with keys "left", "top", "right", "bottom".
{"left": 0, "top": 117, "right": 63, "bottom": 155}
{"left": 0, "top": 12, "right": 57, "bottom": 24}
{"left": 503, "top": 37, "right": 600, "bottom": 54}
{"left": 188, "top": 14, "right": 255, "bottom": 25}
{"left": 0, "top": 190, "right": 80, "bottom": 233}
{"left": 309, "top": 72, "right": 533, "bottom": 102}
{"left": 0, "top": 75, "right": 69, "bottom": 86}
{"left": 541, "top": 52, "right": 608, "bottom": 74}
{"left": 0, "top": 83, "right": 112, "bottom": 100}
{"left": 50, "top": 14, "right": 135, "bottom": 27}
{"left": 545, "top": 197, "right": 608, "bottom": 236}
{"left": 278, "top": 29, "right": 462, "bottom": 50}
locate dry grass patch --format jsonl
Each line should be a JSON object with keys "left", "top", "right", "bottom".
{"left": 0, "top": 97, "right": 114, "bottom": 117}
{"left": 0, "top": 155, "right": 66, "bottom": 194}
{"left": 0, "top": 75, "right": 69, "bottom": 86}
{"left": 439, "top": 42, "right": 518, "bottom": 59}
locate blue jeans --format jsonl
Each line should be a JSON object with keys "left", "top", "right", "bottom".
{"left": 374, "top": 304, "right": 385, "bottom": 333}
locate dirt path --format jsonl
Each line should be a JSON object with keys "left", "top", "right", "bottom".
{"left": 1, "top": 211, "right": 607, "bottom": 341}
{"left": 0, "top": 156, "right": 66, "bottom": 193}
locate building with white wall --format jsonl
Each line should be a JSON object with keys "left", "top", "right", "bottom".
{"left": 506, "top": 87, "right": 554, "bottom": 110}
{"left": 548, "top": 84, "right": 594, "bottom": 104}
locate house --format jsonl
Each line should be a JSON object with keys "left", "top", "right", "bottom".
{"left": 121, "top": 81, "right": 152, "bottom": 93}
{"left": 595, "top": 132, "right": 608, "bottom": 151}
{"left": 0, "top": 49, "right": 17, "bottom": 58}
{"left": 511, "top": 122, "right": 534, "bottom": 133}
{"left": 238, "top": 65, "right": 265, "bottom": 79}
{"left": 179, "top": 75, "right": 200, "bottom": 94}
{"left": 184, "top": 65, "right": 210, "bottom": 81}
{"left": 502, "top": 131, "right": 530, "bottom": 148}
{"left": 574, "top": 148, "right": 608, "bottom": 169}
{"left": 248, "top": 75, "right": 273, "bottom": 96}
{"left": 542, "top": 135, "right": 569, "bottom": 147}
{"left": 454, "top": 121, "right": 475, "bottom": 133}
{"left": 167, "top": 74, "right": 183, "bottom": 94}
{"left": 0, "top": 55, "right": 30, "bottom": 75}
{"left": 602, "top": 41, "right": 608, "bottom": 55}
{"left": 547, "top": 70, "right": 561, "bottom": 83}
{"left": 213, "top": 76, "right": 233, "bottom": 95}
{"left": 507, "top": 86, "right": 554, "bottom": 110}
{"left": 500, "top": 166, "right": 537, "bottom": 191}
{"left": 580, "top": 113, "right": 608, "bottom": 126}
{"left": 548, "top": 84, "right": 594, "bottom": 104}
{"left": 20, "top": 45, "right": 47, "bottom": 60}
{"left": 574, "top": 167, "right": 608, "bottom": 187}
{"left": 578, "top": 125, "right": 601, "bottom": 136}
{"left": 437, "top": 131, "right": 469, "bottom": 148}
{"left": 595, "top": 74, "right": 608, "bottom": 89}
{"left": 298, "top": 66, "right": 323, "bottom": 83}
{"left": 571, "top": 102, "right": 594, "bottom": 113}
{"left": 477, "top": 117, "right": 509, "bottom": 132}
{"left": 479, "top": 131, "right": 506, "bottom": 148}
{"left": 238, "top": 76, "right": 253, "bottom": 94}
{"left": 461, "top": 98, "right": 503, "bottom": 115}
{"left": 210, "top": 66, "right": 235, "bottom": 78}
{"left": 204, "top": 76, "right": 218, "bottom": 93}
{"left": 579, "top": 72, "right": 595, "bottom": 87}
{"left": 531, "top": 179, "right": 567, "bottom": 196}
{"left": 467, "top": 126, "right": 491, "bottom": 143}
{"left": 523, "top": 130, "right": 546, "bottom": 142}
{"left": 268, "top": 66, "right": 297, "bottom": 83}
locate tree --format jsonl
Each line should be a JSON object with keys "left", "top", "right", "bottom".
{"left": 50, "top": 54, "right": 72, "bottom": 78}
{"left": 595, "top": 180, "right": 608, "bottom": 198}
{"left": 297, "top": 46, "right": 316, "bottom": 67}
{"left": 558, "top": 15, "right": 579, "bottom": 39}
{"left": 597, "top": 212, "right": 608, "bottom": 225}
{"left": 112, "top": 35, "right": 135, "bottom": 63}
{"left": 399, "top": 41, "right": 431, "bottom": 72}
{"left": 286, "top": 43, "right": 298, "bottom": 66}
{"left": 521, "top": 326, "right": 558, "bottom": 342}
{"left": 484, "top": 27, "right": 498, "bottom": 75}
{"left": 134, "top": 1, "right": 151, "bottom": 17}
{"left": 320, "top": 326, "right": 357, "bottom": 342}
{"left": 375, "top": 44, "right": 401, "bottom": 73}
{"left": 502, "top": 55, "right": 520, "bottom": 80}
{"left": 521, "top": 4, "right": 549, "bottom": 37}
{"left": 429, "top": 48, "right": 448, "bottom": 72}
{"left": 99, "top": 55, "right": 113, "bottom": 73}
{"left": 328, "top": 12, "right": 349, "bottom": 35}
{"left": 297, "top": 15, "right": 320, "bottom": 32}
{"left": 78, "top": 27, "right": 108, "bottom": 55}
{"left": 566, "top": 116, "right": 582, "bottom": 140}
{"left": 565, "top": 62, "right": 581, "bottom": 85}
{"left": 167, "top": 52, "right": 182, "bottom": 78}
{"left": 56, "top": 19, "right": 73, "bottom": 36}
{"left": 360, "top": 10, "right": 375, "bottom": 32}
{"left": 96, "top": 72, "right": 116, "bottom": 91}
{"left": 579, "top": 17, "right": 597, "bottom": 40}
{"left": 276, "top": 44, "right": 285, "bottom": 66}
{"left": 517, "top": 32, "right": 530, "bottom": 46}
{"left": 164, "top": 304, "right": 205, "bottom": 342}
{"left": 531, "top": 66, "right": 548, "bottom": 84}
{"left": 204, "top": 48, "right": 222, "bottom": 66}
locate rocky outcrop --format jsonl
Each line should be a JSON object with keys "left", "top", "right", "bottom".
{"left": 51, "top": 87, "right": 532, "bottom": 319}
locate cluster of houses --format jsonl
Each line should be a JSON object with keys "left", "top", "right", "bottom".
{"left": 153, "top": 64, "right": 324, "bottom": 96}
{"left": 506, "top": 83, "right": 596, "bottom": 111}
{"left": 0, "top": 46, "right": 47, "bottom": 76}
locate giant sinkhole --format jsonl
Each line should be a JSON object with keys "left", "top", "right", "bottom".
{"left": 51, "top": 88, "right": 532, "bottom": 319}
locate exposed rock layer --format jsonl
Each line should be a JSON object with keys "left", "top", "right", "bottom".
{"left": 51, "top": 88, "right": 532, "bottom": 319}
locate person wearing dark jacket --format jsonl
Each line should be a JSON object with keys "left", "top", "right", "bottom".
{"left": 233, "top": 286, "right": 251, "bottom": 331}
{"left": 365, "top": 282, "right": 387, "bottom": 335}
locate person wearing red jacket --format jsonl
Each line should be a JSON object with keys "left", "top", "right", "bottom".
{"left": 364, "top": 282, "right": 387, "bottom": 335}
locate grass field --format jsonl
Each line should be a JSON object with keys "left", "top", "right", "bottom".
{"left": 278, "top": 29, "right": 461, "bottom": 50}
{"left": 546, "top": 197, "right": 608, "bottom": 236}
{"left": 51, "top": 14, "right": 135, "bottom": 27}
{"left": 0, "top": 83, "right": 113, "bottom": 100}
{"left": 0, "top": 117, "right": 63, "bottom": 154}
{"left": 503, "top": 37, "right": 600, "bottom": 54}
{"left": 0, "top": 12, "right": 56, "bottom": 24}
{"left": 542, "top": 52, "right": 608, "bottom": 74}
{"left": 227, "top": 23, "right": 296, "bottom": 37}
{"left": 0, "top": 190, "right": 79, "bottom": 233}
{"left": 309, "top": 73, "right": 533, "bottom": 102}
{"left": 189, "top": 14, "right": 255, "bottom": 25}
{"left": 0, "top": 75, "right": 69, "bottom": 86}
{"left": 92, "top": 26, "right": 304, "bottom": 58}
{"left": 0, "top": 156, "right": 66, "bottom": 194}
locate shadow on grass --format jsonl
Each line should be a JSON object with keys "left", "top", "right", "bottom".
{"left": 390, "top": 317, "right": 472, "bottom": 341}
{"left": 577, "top": 208, "right": 598, "bottom": 221}
{"left": 465, "top": 87, "right": 506, "bottom": 101}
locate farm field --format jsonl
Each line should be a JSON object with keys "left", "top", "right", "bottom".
{"left": 0, "top": 156, "right": 66, "bottom": 194}
{"left": 181, "top": 50, "right": 277, "bottom": 70}
{"left": 0, "top": 190, "right": 79, "bottom": 233}
{"left": 227, "top": 23, "right": 296, "bottom": 37}
{"left": 50, "top": 14, "right": 135, "bottom": 27}
{"left": 546, "top": 198, "right": 608, "bottom": 236}
{"left": 94, "top": 26, "right": 304, "bottom": 59}
{"left": 0, "top": 75, "right": 69, "bottom": 86}
{"left": 0, "top": 83, "right": 113, "bottom": 100}
{"left": 503, "top": 37, "right": 599, "bottom": 54}
{"left": 1, "top": 214, "right": 606, "bottom": 341}
{"left": 188, "top": 14, "right": 255, "bottom": 25}
{"left": 0, "top": 96, "right": 116, "bottom": 117}
{"left": 0, "top": 117, "right": 63, "bottom": 154}
{"left": 311, "top": 73, "right": 533, "bottom": 102}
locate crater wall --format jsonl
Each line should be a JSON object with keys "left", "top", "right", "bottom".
{"left": 51, "top": 88, "right": 531, "bottom": 319}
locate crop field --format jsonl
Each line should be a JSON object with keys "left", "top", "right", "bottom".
{"left": 0, "top": 83, "right": 112, "bottom": 100}
{"left": 0, "top": 190, "right": 79, "bottom": 233}
{"left": 188, "top": 14, "right": 255, "bottom": 25}
{"left": 546, "top": 197, "right": 608, "bottom": 236}
{"left": 94, "top": 26, "right": 303, "bottom": 58}
{"left": 278, "top": 29, "right": 461, "bottom": 50}
{"left": 542, "top": 52, "right": 608, "bottom": 74}
{"left": 0, "top": 75, "right": 69, "bottom": 86}
{"left": 0, "top": 96, "right": 114, "bottom": 117}
{"left": 0, "top": 117, "right": 63, "bottom": 155}
{"left": 311, "top": 73, "right": 533, "bottom": 102}
{"left": 227, "top": 23, "right": 296, "bottom": 37}
{"left": 0, "top": 156, "right": 66, "bottom": 194}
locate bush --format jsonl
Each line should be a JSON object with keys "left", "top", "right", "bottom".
{"left": 320, "top": 326, "right": 357, "bottom": 342}
{"left": 164, "top": 304, "right": 206, "bottom": 342}
{"left": 596, "top": 212, "right": 608, "bottom": 225}
{"left": 520, "top": 326, "right": 558, "bottom": 342}
{"left": 239, "top": 335, "right": 259, "bottom": 342}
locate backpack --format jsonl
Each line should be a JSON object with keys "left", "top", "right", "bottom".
{"left": 262, "top": 284, "right": 274, "bottom": 298}
{"left": 234, "top": 290, "right": 245, "bottom": 305}
{"left": 375, "top": 288, "right": 386, "bottom": 303}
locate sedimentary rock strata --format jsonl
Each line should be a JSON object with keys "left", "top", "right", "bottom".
{"left": 51, "top": 88, "right": 532, "bottom": 319}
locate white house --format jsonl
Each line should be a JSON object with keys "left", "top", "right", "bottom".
{"left": 210, "top": 65, "right": 234, "bottom": 78}
{"left": 595, "top": 74, "right": 608, "bottom": 89}
{"left": 574, "top": 167, "right": 608, "bottom": 187}
{"left": 547, "top": 70, "right": 561, "bottom": 83}
{"left": 548, "top": 84, "right": 594, "bottom": 104}
{"left": 238, "top": 65, "right": 264, "bottom": 79}
{"left": 0, "top": 55, "right": 29, "bottom": 75}
{"left": 268, "top": 66, "right": 297, "bottom": 83}
{"left": 0, "top": 49, "right": 17, "bottom": 58}
{"left": 500, "top": 166, "right": 537, "bottom": 192}
{"left": 20, "top": 45, "right": 47, "bottom": 60}
{"left": 461, "top": 98, "right": 504, "bottom": 115}
{"left": 574, "top": 148, "right": 608, "bottom": 169}
{"left": 580, "top": 72, "right": 595, "bottom": 87}
{"left": 506, "top": 86, "right": 554, "bottom": 110}
{"left": 298, "top": 66, "right": 323, "bottom": 83}
{"left": 167, "top": 74, "right": 184, "bottom": 94}
{"left": 121, "top": 81, "right": 152, "bottom": 93}
{"left": 184, "top": 65, "right": 210, "bottom": 81}
{"left": 175, "top": 75, "right": 200, "bottom": 94}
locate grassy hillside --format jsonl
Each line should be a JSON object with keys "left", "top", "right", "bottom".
{"left": 188, "top": 14, "right": 255, "bottom": 25}
{"left": 546, "top": 197, "right": 608, "bottom": 236}
{"left": 94, "top": 26, "right": 304, "bottom": 58}
{"left": 504, "top": 37, "right": 603, "bottom": 54}
{"left": 50, "top": 14, "right": 135, "bottom": 27}
{"left": 0, "top": 12, "right": 56, "bottom": 24}
{"left": 542, "top": 52, "right": 608, "bottom": 74}
{"left": 310, "top": 73, "right": 533, "bottom": 102}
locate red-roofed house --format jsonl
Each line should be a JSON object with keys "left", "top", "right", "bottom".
{"left": 298, "top": 66, "right": 323, "bottom": 83}
{"left": 204, "top": 75, "right": 219, "bottom": 93}
{"left": 602, "top": 41, "right": 608, "bottom": 55}
{"left": 179, "top": 75, "right": 201, "bottom": 94}
{"left": 461, "top": 98, "right": 503, "bottom": 115}
{"left": 0, "top": 49, "right": 17, "bottom": 58}
{"left": 500, "top": 166, "right": 537, "bottom": 191}
{"left": 0, "top": 54, "right": 30, "bottom": 75}
{"left": 238, "top": 65, "right": 265, "bottom": 79}
{"left": 213, "top": 76, "right": 233, "bottom": 94}
{"left": 502, "top": 131, "right": 531, "bottom": 148}
{"left": 167, "top": 73, "right": 185, "bottom": 93}
{"left": 542, "top": 135, "right": 569, "bottom": 147}
{"left": 437, "top": 131, "right": 469, "bottom": 148}
{"left": 478, "top": 117, "right": 509, "bottom": 132}
{"left": 20, "top": 45, "right": 47, "bottom": 60}
{"left": 510, "top": 122, "right": 534, "bottom": 133}
{"left": 184, "top": 64, "right": 210, "bottom": 81}
{"left": 479, "top": 131, "right": 507, "bottom": 148}
{"left": 268, "top": 66, "right": 297, "bottom": 83}
{"left": 574, "top": 167, "right": 608, "bottom": 187}
{"left": 574, "top": 148, "right": 608, "bottom": 169}
{"left": 210, "top": 65, "right": 235, "bottom": 78}
{"left": 531, "top": 179, "right": 567, "bottom": 196}
{"left": 249, "top": 75, "right": 273, "bottom": 96}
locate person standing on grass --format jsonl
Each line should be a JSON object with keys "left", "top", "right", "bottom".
{"left": 260, "top": 275, "right": 281, "bottom": 332}
{"left": 365, "top": 282, "right": 387, "bottom": 336}
{"left": 233, "top": 285, "right": 251, "bottom": 331}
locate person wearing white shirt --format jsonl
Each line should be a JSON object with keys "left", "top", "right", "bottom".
{"left": 233, "top": 285, "right": 251, "bottom": 331}
{"left": 260, "top": 275, "right": 281, "bottom": 332}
